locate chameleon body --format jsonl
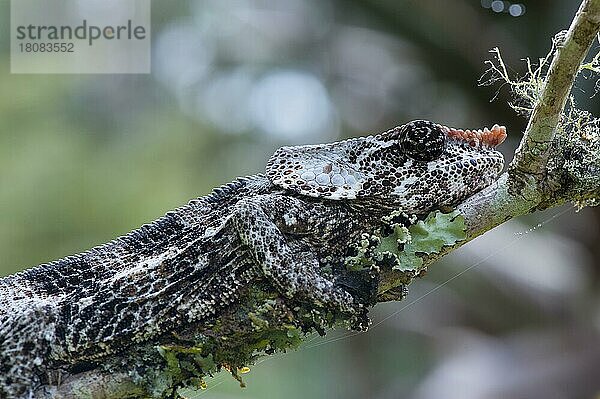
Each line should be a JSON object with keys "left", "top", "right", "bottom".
{"left": 0, "top": 120, "right": 506, "bottom": 398}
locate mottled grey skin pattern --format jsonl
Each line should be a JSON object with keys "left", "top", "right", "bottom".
{"left": 0, "top": 120, "right": 504, "bottom": 398}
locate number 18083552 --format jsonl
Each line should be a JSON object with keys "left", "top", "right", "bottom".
{"left": 19, "top": 42, "right": 74, "bottom": 52}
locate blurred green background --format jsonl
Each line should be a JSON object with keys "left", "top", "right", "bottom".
{"left": 2, "top": 1, "right": 600, "bottom": 398}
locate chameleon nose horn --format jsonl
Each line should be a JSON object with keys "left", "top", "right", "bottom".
{"left": 444, "top": 124, "right": 507, "bottom": 148}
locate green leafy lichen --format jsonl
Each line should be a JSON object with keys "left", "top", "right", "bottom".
{"left": 379, "top": 210, "right": 467, "bottom": 272}
{"left": 346, "top": 210, "right": 467, "bottom": 273}
{"left": 345, "top": 209, "right": 467, "bottom": 300}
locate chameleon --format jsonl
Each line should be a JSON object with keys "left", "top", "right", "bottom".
{"left": 0, "top": 120, "right": 506, "bottom": 398}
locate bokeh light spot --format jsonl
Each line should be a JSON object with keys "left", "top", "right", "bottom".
{"left": 480, "top": 0, "right": 493, "bottom": 9}
{"left": 248, "top": 70, "right": 335, "bottom": 141}
{"left": 491, "top": 1, "right": 505, "bottom": 13}
{"left": 154, "top": 23, "right": 214, "bottom": 93}
{"left": 509, "top": 4, "right": 525, "bottom": 17}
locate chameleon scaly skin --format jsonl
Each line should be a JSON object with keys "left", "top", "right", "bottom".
{"left": 0, "top": 120, "right": 506, "bottom": 398}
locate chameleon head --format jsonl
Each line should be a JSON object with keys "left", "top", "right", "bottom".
{"left": 266, "top": 119, "right": 505, "bottom": 213}
{"left": 378, "top": 119, "right": 506, "bottom": 212}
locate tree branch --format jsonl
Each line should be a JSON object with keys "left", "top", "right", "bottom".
{"left": 33, "top": 0, "right": 600, "bottom": 397}
{"left": 511, "top": 0, "right": 600, "bottom": 176}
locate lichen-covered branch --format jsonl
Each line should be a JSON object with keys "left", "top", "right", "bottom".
{"left": 32, "top": 0, "right": 600, "bottom": 397}
{"left": 511, "top": 0, "right": 600, "bottom": 176}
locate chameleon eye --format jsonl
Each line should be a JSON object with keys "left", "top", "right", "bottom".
{"left": 399, "top": 120, "right": 445, "bottom": 161}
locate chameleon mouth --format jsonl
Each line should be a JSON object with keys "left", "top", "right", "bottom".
{"left": 442, "top": 124, "right": 507, "bottom": 148}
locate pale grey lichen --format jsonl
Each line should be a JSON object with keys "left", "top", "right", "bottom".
{"left": 548, "top": 107, "right": 600, "bottom": 208}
